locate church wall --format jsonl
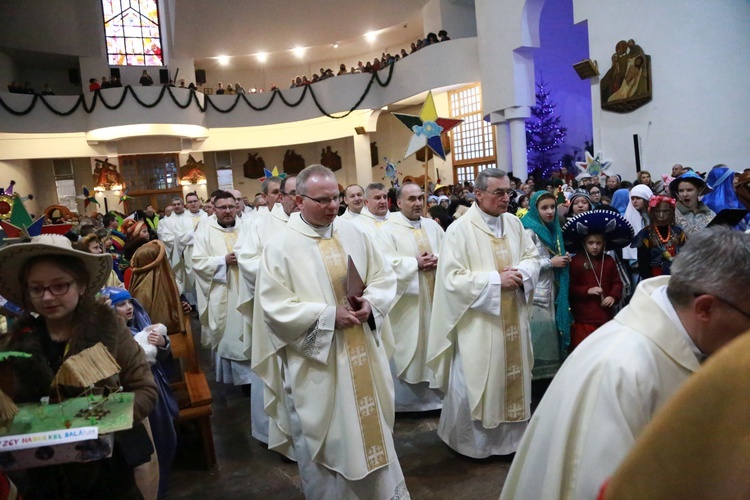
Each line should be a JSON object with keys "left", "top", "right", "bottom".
{"left": 575, "top": 0, "right": 750, "bottom": 181}
{"left": 0, "top": 159, "right": 41, "bottom": 217}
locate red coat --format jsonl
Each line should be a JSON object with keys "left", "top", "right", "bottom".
{"left": 569, "top": 252, "right": 623, "bottom": 325}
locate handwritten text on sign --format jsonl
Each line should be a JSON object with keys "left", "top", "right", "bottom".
{"left": 0, "top": 427, "right": 99, "bottom": 451}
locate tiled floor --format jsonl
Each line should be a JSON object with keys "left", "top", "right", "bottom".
{"left": 169, "top": 317, "right": 549, "bottom": 499}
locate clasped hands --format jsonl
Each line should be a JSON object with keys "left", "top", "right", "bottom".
{"left": 335, "top": 296, "right": 372, "bottom": 329}
{"left": 416, "top": 251, "right": 438, "bottom": 271}
{"left": 225, "top": 252, "right": 238, "bottom": 265}
{"left": 500, "top": 267, "right": 524, "bottom": 290}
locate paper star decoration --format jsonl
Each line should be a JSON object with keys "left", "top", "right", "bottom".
{"left": 118, "top": 188, "right": 132, "bottom": 205}
{"left": 576, "top": 151, "right": 612, "bottom": 180}
{"left": 76, "top": 186, "right": 99, "bottom": 208}
{"left": 392, "top": 91, "right": 463, "bottom": 161}
{"left": 260, "top": 166, "right": 287, "bottom": 182}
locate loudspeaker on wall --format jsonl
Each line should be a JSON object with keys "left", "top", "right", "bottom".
{"left": 68, "top": 67, "right": 81, "bottom": 85}
{"left": 195, "top": 69, "right": 206, "bottom": 85}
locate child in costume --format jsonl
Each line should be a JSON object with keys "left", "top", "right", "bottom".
{"left": 563, "top": 211, "right": 634, "bottom": 350}
{"left": 522, "top": 191, "right": 571, "bottom": 378}
{"left": 631, "top": 195, "right": 686, "bottom": 278}
{"left": 108, "top": 287, "right": 178, "bottom": 499}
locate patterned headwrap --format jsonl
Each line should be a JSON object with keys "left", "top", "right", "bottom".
{"left": 648, "top": 195, "right": 676, "bottom": 210}
{"left": 521, "top": 191, "right": 572, "bottom": 347}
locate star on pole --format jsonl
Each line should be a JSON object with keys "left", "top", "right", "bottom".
{"left": 392, "top": 91, "right": 463, "bottom": 161}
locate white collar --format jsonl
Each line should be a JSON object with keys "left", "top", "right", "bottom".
{"left": 652, "top": 285, "right": 704, "bottom": 362}
{"left": 476, "top": 206, "right": 504, "bottom": 237}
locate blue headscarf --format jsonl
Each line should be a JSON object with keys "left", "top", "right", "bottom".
{"left": 611, "top": 188, "right": 630, "bottom": 215}
{"left": 106, "top": 286, "right": 152, "bottom": 333}
{"left": 703, "top": 166, "right": 742, "bottom": 214}
{"left": 521, "top": 191, "right": 572, "bottom": 348}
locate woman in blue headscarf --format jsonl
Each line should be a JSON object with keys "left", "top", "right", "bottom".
{"left": 703, "top": 165, "right": 742, "bottom": 214}
{"left": 611, "top": 188, "right": 631, "bottom": 215}
{"left": 108, "top": 287, "right": 178, "bottom": 499}
{"left": 522, "top": 191, "right": 572, "bottom": 378}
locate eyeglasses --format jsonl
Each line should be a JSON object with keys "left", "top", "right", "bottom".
{"left": 480, "top": 189, "right": 512, "bottom": 198}
{"left": 28, "top": 282, "right": 73, "bottom": 298}
{"left": 281, "top": 190, "right": 296, "bottom": 196}
{"left": 214, "top": 205, "right": 237, "bottom": 211}
{"left": 300, "top": 194, "right": 338, "bottom": 206}
{"left": 694, "top": 293, "right": 750, "bottom": 321}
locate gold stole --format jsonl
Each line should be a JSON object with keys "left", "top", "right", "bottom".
{"left": 412, "top": 228, "right": 436, "bottom": 301}
{"left": 223, "top": 228, "right": 239, "bottom": 283}
{"left": 491, "top": 236, "right": 527, "bottom": 422}
{"left": 192, "top": 214, "right": 202, "bottom": 229}
{"left": 317, "top": 237, "right": 389, "bottom": 472}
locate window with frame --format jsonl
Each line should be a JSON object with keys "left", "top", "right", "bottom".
{"left": 52, "top": 159, "right": 79, "bottom": 213}
{"left": 449, "top": 84, "right": 497, "bottom": 185}
{"left": 102, "top": 0, "right": 163, "bottom": 66}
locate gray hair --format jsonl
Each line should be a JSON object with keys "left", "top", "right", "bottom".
{"left": 396, "top": 182, "right": 418, "bottom": 199}
{"left": 171, "top": 196, "right": 183, "bottom": 203}
{"left": 296, "top": 164, "right": 336, "bottom": 196}
{"left": 475, "top": 168, "right": 507, "bottom": 191}
{"left": 261, "top": 176, "right": 282, "bottom": 194}
{"left": 365, "top": 182, "right": 386, "bottom": 198}
{"left": 667, "top": 227, "right": 750, "bottom": 308}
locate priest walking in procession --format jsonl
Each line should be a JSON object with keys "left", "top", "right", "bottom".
{"left": 427, "top": 168, "right": 540, "bottom": 458}
{"left": 379, "top": 182, "right": 445, "bottom": 411}
{"left": 235, "top": 176, "right": 298, "bottom": 449}
{"left": 254, "top": 165, "right": 409, "bottom": 498}
{"left": 192, "top": 191, "right": 253, "bottom": 387}
{"left": 156, "top": 192, "right": 206, "bottom": 302}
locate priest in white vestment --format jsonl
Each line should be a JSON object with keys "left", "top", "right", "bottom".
{"left": 362, "top": 182, "right": 391, "bottom": 226}
{"left": 236, "top": 176, "right": 297, "bottom": 448}
{"left": 255, "top": 165, "right": 409, "bottom": 499}
{"left": 339, "top": 184, "right": 366, "bottom": 221}
{"left": 156, "top": 193, "right": 206, "bottom": 300}
{"left": 192, "top": 191, "right": 252, "bottom": 385}
{"left": 501, "top": 227, "right": 750, "bottom": 500}
{"left": 379, "top": 183, "right": 444, "bottom": 411}
{"left": 427, "top": 168, "right": 540, "bottom": 458}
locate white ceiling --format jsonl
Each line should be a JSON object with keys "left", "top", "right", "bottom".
{"left": 173, "top": 0, "right": 429, "bottom": 70}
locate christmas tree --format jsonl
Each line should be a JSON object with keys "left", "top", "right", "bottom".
{"left": 526, "top": 79, "right": 567, "bottom": 179}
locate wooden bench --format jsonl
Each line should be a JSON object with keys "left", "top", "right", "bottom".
{"left": 168, "top": 315, "right": 216, "bottom": 470}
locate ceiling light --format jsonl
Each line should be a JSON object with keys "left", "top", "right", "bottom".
{"left": 293, "top": 47, "right": 306, "bottom": 58}
{"left": 256, "top": 52, "right": 268, "bottom": 63}
{"left": 217, "top": 55, "right": 229, "bottom": 66}
{"left": 365, "top": 31, "right": 377, "bottom": 43}
{"left": 333, "top": 43, "right": 339, "bottom": 49}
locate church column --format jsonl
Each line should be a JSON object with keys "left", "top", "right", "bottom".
{"left": 491, "top": 116, "right": 512, "bottom": 172}
{"left": 352, "top": 132, "right": 373, "bottom": 187}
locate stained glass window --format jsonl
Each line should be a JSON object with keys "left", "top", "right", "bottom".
{"left": 102, "top": 0, "right": 163, "bottom": 66}
{"left": 449, "top": 84, "right": 497, "bottom": 184}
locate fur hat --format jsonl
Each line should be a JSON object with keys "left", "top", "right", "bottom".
{"left": 0, "top": 234, "right": 112, "bottom": 306}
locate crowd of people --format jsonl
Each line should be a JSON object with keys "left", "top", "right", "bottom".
{"left": 0, "top": 160, "right": 748, "bottom": 498}
{"left": 287, "top": 30, "right": 451, "bottom": 90}
{"left": 6, "top": 81, "right": 55, "bottom": 95}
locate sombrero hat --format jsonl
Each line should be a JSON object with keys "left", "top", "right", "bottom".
{"left": 0, "top": 234, "right": 112, "bottom": 306}
{"left": 562, "top": 210, "right": 635, "bottom": 251}
{"left": 669, "top": 171, "right": 712, "bottom": 198}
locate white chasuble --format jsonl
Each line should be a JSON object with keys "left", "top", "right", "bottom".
{"left": 428, "top": 204, "right": 540, "bottom": 429}
{"left": 255, "top": 214, "right": 399, "bottom": 481}
{"left": 379, "top": 212, "right": 444, "bottom": 386}
{"left": 192, "top": 217, "right": 246, "bottom": 362}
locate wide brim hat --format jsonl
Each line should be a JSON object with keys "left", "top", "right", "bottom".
{"left": 0, "top": 234, "right": 112, "bottom": 306}
{"left": 562, "top": 210, "right": 635, "bottom": 251}
{"left": 669, "top": 171, "right": 712, "bottom": 197}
